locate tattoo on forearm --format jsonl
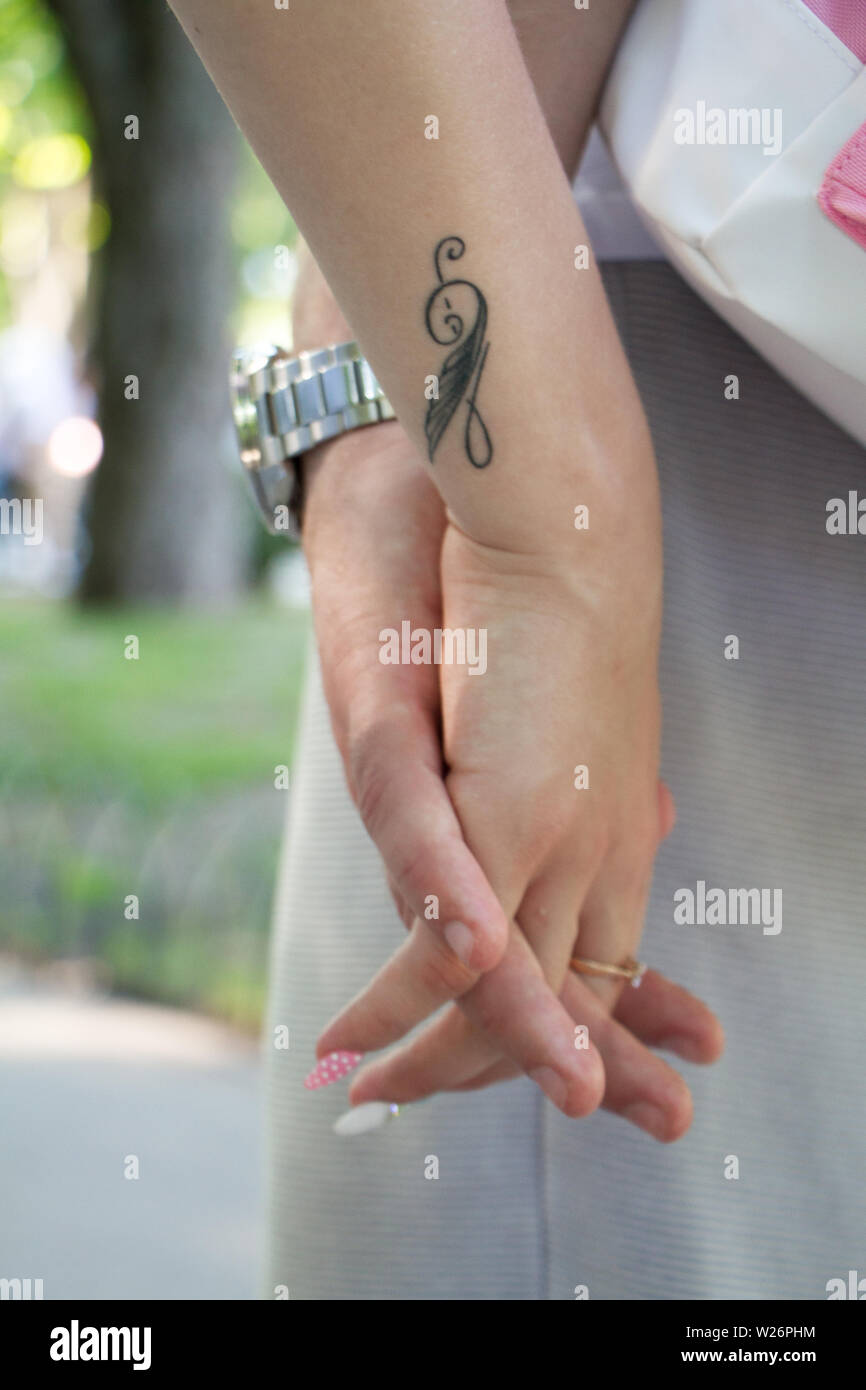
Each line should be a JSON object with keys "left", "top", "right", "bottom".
{"left": 424, "top": 236, "right": 493, "bottom": 468}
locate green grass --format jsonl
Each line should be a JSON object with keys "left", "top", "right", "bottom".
{"left": 0, "top": 599, "right": 309, "bottom": 804}
{"left": 0, "top": 597, "right": 310, "bottom": 1028}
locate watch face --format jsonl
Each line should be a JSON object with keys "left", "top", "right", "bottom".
{"left": 229, "top": 346, "right": 297, "bottom": 535}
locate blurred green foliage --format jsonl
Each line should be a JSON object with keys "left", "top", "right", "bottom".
{"left": 0, "top": 3, "right": 310, "bottom": 1026}
{"left": 0, "top": 0, "right": 299, "bottom": 336}
{"left": 0, "top": 0, "right": 89, "bottom": 160}
{"left": 0, "top": 600, "right": 310, "bottom": 1028}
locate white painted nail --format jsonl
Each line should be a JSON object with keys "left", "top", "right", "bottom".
{"left": 333, "top": 1101, "right": 398, "bottom": 1137}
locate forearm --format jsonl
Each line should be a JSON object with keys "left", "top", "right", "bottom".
{"left": 507, "top": 0, "right": 636, "bottom": 178}
{"left": 171, "top": 0, "right": 651, "bottom": 557}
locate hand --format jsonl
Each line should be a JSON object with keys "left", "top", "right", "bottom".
{"left": 301, "top": 422, "right": 509, "bottom": 971}
{"left": 311, "top": 430, "right": 724, "bottom": 1137}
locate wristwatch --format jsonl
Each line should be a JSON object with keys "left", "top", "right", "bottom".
{"left": 229, "top": 342, "right": 395, "bottom": 538}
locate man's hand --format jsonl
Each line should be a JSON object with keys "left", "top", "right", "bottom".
{"left": 302, "top": 422, "right": 510, "bottom": 973}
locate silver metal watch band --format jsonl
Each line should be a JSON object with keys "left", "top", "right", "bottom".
{"left": 230, "top": 341, "right": 395, "bottom": 537}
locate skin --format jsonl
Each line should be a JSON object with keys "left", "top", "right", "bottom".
{"left": 169, "top": 0, "right": 653, "bottom": 549}
{"left": 171, "top": 0, "right": 726, "bottom": 1133}
{"left": 304, "top": 397, "right": 723, "bottom": 1138}
{"left": 296, "top": 248, "right": 722, "bottom": 1140}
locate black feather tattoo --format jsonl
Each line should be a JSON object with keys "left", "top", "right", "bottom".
{"left": 424, "top": 236, "right": 492, "bottom": 468}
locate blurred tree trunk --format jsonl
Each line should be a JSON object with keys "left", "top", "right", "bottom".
{"left": 47, "top": 0, "right": 250, "bottom": 603}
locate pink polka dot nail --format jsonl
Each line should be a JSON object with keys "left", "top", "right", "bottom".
{"left": 303, "top": 1051, "right": 363, "bottom": 1090}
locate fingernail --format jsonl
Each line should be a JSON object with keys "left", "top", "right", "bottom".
{"left": 303, "top": 1051, "right": 363, "bottom": 1090}
{"left": 444, "top": 920, "right": 475, "bottom": 965}
{"left": 529, "top": 1066, "right": 568, "bottom": 1110}
{"left": 333, "top": 1101, "right": 400, "bottom": 1136}
{"left": 658, "top": 1035, "right": 704, "bottom": 1062}
{"left": 623, "top": 1101, "right": 668, "bottom": 1139}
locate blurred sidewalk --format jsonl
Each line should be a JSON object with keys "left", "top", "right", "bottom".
{"left": 0, "top": 958, "right": 262, "bottom": 1300}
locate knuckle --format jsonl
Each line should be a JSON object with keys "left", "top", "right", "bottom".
{"left": 582, "top": 820, "right": 611, "bottom": 874}
{"left": 597, "top": 807, "right": 659, "bottom": 899}
{"left": 348, "top": 730, "right": 431, "bottom": 904}
{"left": 388, "top": 837, "right": 430, "bottom": 904}
{"left": 354, "top": 772, "right": 387, "bottom": 836}
{"left": 347, "top": 722, "right": 393, "bottom": 833}
{"left": 469, "top": 984, "right": 513, "bottom": 1043}
{"left": 365, "top": 997, "right": 409, "bottom": 1043}
{"left": 568, "top": 817, "right": 610, "bottom": 883}
{"left": 637, "top": 805, "right": 662, "bottom": 856}
{"left": 355, "top": 990, "right": 415, "bottom": 1049}
{"left": 563, "top": 1071, "right": 604, "bottom": 1120}
{"left": 616, "top": 849, "right": 656, "bottom": 906}
{"left": 418, "top": 941, "right": 476, "bottom": 1000}
{"left": 388, "top": 882, "right": 415, "bottom": 930}
{"left": 633, "top": 813, "right": 662, "bottom": 872}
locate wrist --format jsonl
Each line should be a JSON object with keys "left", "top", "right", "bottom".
{"left": 301, "top": 419, "right": 431, "bottom": 561}
{"left": 446, "top": 415, "right": 661, "bottom": 581}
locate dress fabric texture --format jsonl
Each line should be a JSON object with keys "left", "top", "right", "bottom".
{"left": 262, "top": 258, "right": 866, "bottom": 1300}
